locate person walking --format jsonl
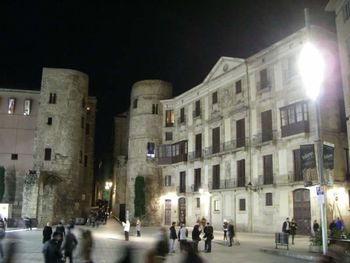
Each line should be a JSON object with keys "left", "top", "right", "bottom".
{"left": 203, "top": 222, "right": 213, "bottom": 253}
{"left": 223, "top": 220, "right": 228, "bottom": 241}
{"left": 136, "top": 218, "right": 141, "bottom": 237}
{"left": 290, "top": 218, "right": 298, "bottom": 245}
{"left": 313, "top": 219, "right": 320, "bottom": 235}
{"left": 43, "top": 222, "right": 53, "bottom": 244}
{"left": 335, "top": 217, "right": 344, "bottom": 232}
{"left": 122, "top": 220, "right": 130, "bottom": 241}
{"left": 178, "top": 224, "right": 188, "bottom": 252}
{"left": 42, "top": 232, "right": 64, "bottom": 263}
{"left": 282, "top": 217, "right": 290, "bottom": 234}
{"left": 169, "top": 222, "right": 177, "bottom": 253}
{"left": 62, "top": 227, "right": 78, "bottom": 263}
{"left": 227, "top": 220, "right": 235, "bottom": 247}
{"left": 80, "top": 229, "right": 93, "bottom": 263}
{"left": 329, "top": 220, "right": 336, "bottom": 237}
{"left": 192, "top": 222, "right": 201, "bottom": 253}
{"left": 55, "top": 221, "right": 65, "bottom": 248}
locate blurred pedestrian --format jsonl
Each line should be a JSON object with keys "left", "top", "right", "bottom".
{"left": 178, "top": 224, "right": 188, "bottom": 252}
{"left": 203, "top": 222, "right": 213, "bottom": 253}
{"left": 223, "top": 220, "right": 228, "bottom": 241}
{"left": 182, "top": 241, "right": 204, "bottom": 263}
{"left": 80, "top": 229, "right": 93, "bottom": 263}
{"left": 155, "top": 227, "right": 169, "bottom": 259}
{"left": 313, "top": 219, "right": 320, "bottom": 235}
{"left": 335, "top": 217, "right": 343, "bottom": 232}
{"left": 43, "top": 222, "right": 53, "bottom": 244}
{"left": 191, "top": 222, "right": 201, "bottom": 253}
{"left": 0, "top": 219, "right": 5, "bottom": 258}
{"left": 136, "top": 218, "right": 141, "bottom": 237}
{"left": 329, "top": 220, "right": 336, "bottom": 237}
{"left": 169, "top": 222, "right": 177, "bottom": 253}
{"left": 122, "top": 220, "right": 130, "bottom": 241}
{"left": 290, "top": 218, "right": 297, "bottom": 245}
{"left": 42, "top": 231, "right": 64, "bottom": 263}
{"left": 62, "top": 227, "right": 78, "bottom": 263}
{"left": 227, "top": 220, "right": 235, "bottom": 247}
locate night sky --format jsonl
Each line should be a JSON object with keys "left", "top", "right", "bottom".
{"left": 0, "top": 1, "right": 334, "bottom": 156}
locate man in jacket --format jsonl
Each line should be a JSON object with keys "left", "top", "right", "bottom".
{"left": 192, "top": 222, "right": 201, "bottom": 253}
{"left": 62, "top": 227, "right": 78, "bottom": 263}
{"left": 43, "top": 232, "right": 63, "bottom": 263}
{"left": 227, "top": 220, "right": 235, "bottom": 247}
{"left": 203, "top": 222, "right": 213, "bottom": 252}
{"left": 169, "top": 222, "right": 177, "bottom": 253}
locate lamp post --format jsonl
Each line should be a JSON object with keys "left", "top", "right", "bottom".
{"left": 298, "top": 9, "right": 328, "bottom": 255}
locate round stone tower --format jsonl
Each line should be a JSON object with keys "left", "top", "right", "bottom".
{"left": 22, "top": 68, "right": 89, "bottom": 225}
{"left": 126, "top": 80, "right": 172, "bottom": 225}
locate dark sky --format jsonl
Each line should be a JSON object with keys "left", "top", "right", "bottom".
{"left": 0, "top": 1, "right": 334, "bottom": 155}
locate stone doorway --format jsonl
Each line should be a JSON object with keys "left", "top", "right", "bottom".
{"left": 293, "top": 188, "right": 311, "bottom": 235}
{"left": 164, "top": 199, "right": 171, "bottom": 225}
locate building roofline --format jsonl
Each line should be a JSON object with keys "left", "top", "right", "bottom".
{"left": 0, "top": 88, "right": 40, "bottom": 94}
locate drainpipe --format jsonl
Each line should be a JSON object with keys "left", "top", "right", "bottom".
{"left": 245, "top": 60, "right": 254, "bottom": 232}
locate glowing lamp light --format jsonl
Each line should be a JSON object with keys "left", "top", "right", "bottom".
{"left": 298, "top": 42, "right": 325, "bottom": 100}
{"left": 105, "top": 181, "right": 112, "bottom": 190}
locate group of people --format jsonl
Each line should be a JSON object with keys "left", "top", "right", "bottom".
{"left": 42, "top": 221, "right": 93, "bottom": 263}
{"left": 282, "top": 217, "right": 298, "bottom": 244}
{"left": 329, "top": 217, "right": 344, "bottom": 237}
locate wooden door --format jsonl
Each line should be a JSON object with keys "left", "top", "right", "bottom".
{"left": 178, "top": 197, "right": 186, "bottom": 224}
{"left": 164, "top": 199, "right": 171, "bottom": 225}
{"left": 293, "top": 189, "right": 311, "bottom": 235}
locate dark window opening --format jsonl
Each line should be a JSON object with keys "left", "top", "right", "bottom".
{"left": 133, "top": 98, "right": 138, "bottom": 109}
{"left": 147, "top": 142, "right": 156, "bottom": 158}
{"left": 212, "top": 164, "right": 220, "bottom": 189}
{"left": 261, "top": 110, "right": 272, "bottom": 142}
{"left": 235, "top": 80, "right": 242, "bottom": 94}
{"left": 152, "top": 104, "right": 159, "bottom": 114}
{"left": 239, "top": 199, "right": 246, "bottom": 211}
{"left": 212, "top": 92, "right": 218, "bottom": 104}
{"left": 165, "top": 132, "right": 173, "bottom": 141}
{"left": 263, "top": 154, "right": 273, "bottom": 184}
{"left": 11, "top": 154, "right": 18, "bottom": 160}
{"left": 266, "top": 193, "right": 273, "bottom": 206}
{"left": 260, "top": 69, "right": 269, "bottom": 89}
{"left": 194, "top": 100, "right": 201, "bottom": 117}
{"left": 84, "top": 155, "right": 88, "bottom": 167}
{"left": 44, "top": 148, "right": 52, "bottom": 161}
{"left": 49, "top": 93, "right": 57, "bottom": 104}
{"left": 293, "top": 149, "right": 302, "bottom": 181}
{"left": 237, "top": 159, "right": 245, "bottom": 187}
{"left": 180, "top": 171, "right": 186, "bottom": 193}
{"left": 195, "top": 133, "right": 202, "bottom": 158}
{"left": 47, "top": 117, "right": 52, "bottom": 125}
{"left": 212, "top": 127, "right": 220, "bottom": 154}
{"left": 194, "top": 168, "right": 201, "bottom": 191}
{"left": 236, "top": 119, "right": 245, "bottom": 147}
{"left": 180, "top": 108, "right": 185, "bottom": 123}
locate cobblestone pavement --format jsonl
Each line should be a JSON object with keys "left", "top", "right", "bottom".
{"left": 2, "top": 219, "right": 314, "bottom": 262}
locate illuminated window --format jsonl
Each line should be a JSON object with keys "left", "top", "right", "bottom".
{"left": 24, "top": 99, "right": 31, "bottom": 115}
{"left": 8, "top": 98, "right": 15, "bottom": 114}
{"left": 147, "top": 142, "right": 155, "bottom": 158}
{"left": 165, "top": 110, "right": 175, "bottom": 127}
{"left": 214, "top": 200, "right": 220, "bottom": 211}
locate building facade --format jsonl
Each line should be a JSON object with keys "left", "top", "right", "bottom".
{"left": 0, "top": 68, "right": 96, "bottom": 225}
{"left": 113, "top": 26, "right": 349, "bottom": 232}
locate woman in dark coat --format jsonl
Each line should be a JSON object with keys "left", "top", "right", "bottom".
{"left": 227, "top": 220, "right": 235, "bottom": 247}
{"left": 42, "top": 222, "right": 53, "bottom": 244}
{"left": 290, "top": 218, "right": 298, "bottom": 245}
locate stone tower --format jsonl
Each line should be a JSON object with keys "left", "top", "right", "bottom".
{"left": 126, "top": 80, "right": 172, "bottom": 225}
{"left": 22, "top": 68, "right": 90, "bottom": 225}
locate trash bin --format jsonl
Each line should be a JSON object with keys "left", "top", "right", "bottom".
{"left": 275, "top": 232, "right": 289, "bottom": 250}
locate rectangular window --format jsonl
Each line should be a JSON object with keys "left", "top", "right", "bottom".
{"left": 44, "top": 148, "right": 52, "bottom": 161}
{"left": 133, "top": 98, "right": 138, "bottom": 109}
{"left": 261, "top": 110, "right": 272, "bottom": 142}
{"left": 24, "top": 99, "right": 31, "bottom": 115}
{"left": 49, "top": 93, "right": 57, "bottom": 104}
{"left": 263, "top": 154, "right": 273, "bottom": 184}
{"left": 235, "top": 80, "right": 242, "bottom": 94}
{"left": 280, "top": 101, "right": 309, "bottom": 137}
{"left": 266, "top": 193, "right": 273, "bottom": 206}
{"left": 85, "top": 123, "right": 90, "bottom": 135}
{"left": 194, "top": 168, "right": 201, "bottom": 191}
{"left": 11, "top": 154, "right": 18, "bottom": 160}
{"left": 180, "top": 108, "right": 185, "bottom": 123}
{"left": 81, "top": 117, "right": 85, "bottom": 129}
{"left": 8, "top": 98, "right": 15, "bottom": 114}
{"left": 179, "top": 171, "right": 186, "bottom": 193}
{"left": 237, "top": 159, "right": 245, "bottom": 187}
{"left": 196, "top": 197, "right": 200, "bottom": 208}
{"left": 152, "top": 104, "right": 159, "bottom": 114}
{"left": 236, "top": 118, "right": 245, "bottom": 147}
{"left": 165, "top": 132, "right": 173, "bottom": 141}
{"left": 343, "top": 1, "right": 350, "bottom": 22}
{"left": 147, "top": 142, "right": 155, "bottom": 158}
{"left": 293, "top": 149, "right": 302, "bottom": 181}
{"left": 212, "top": 164, "right": 220, "bottom": 189}
{"left": 212, "top": 127, "right": 220, "bottom": 154}
{"left": 214, "top": 200, "right": 220, "bottom": 211}
{"left": 165, "top": 110, "right": 175, "bottom": 127}
{"left": 194, "top": 100, "right": 201, "bottom": 117}
{"left": 195, "top": 133, "right": 202, "bottom": 158}
{"left": 84, "top": 155, "right": 88, "bottom": 167}
{"left": 212, "top": 91, "right": 218, "bottom": 104}
{"left": 47, "top": 117, "right": 52, "bottom": 125}
{"left": 259, "top": 68, "right": 269, "bottom": 89}
{"left": 239, "top": 199, "right": 246, "bottom": 211}
{"left": 165, "top": 175, "right": 172, "bottom": 186}
{"left": 82, "top": 98, "right": 86, "bottom": 109}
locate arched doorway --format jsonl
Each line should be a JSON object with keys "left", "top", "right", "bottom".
{"left": 178, "top": 197, "right": 186, "bottom": 224}
{"left": 293, "top": 189, "right": 311, "bottom": 235}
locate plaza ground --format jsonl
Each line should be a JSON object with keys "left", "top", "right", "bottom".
{"left": 2, "top": 219, "right": 320, "bottom": 262}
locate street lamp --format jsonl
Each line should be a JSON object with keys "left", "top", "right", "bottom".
{"left": 298, "top": 21, "right": 328, "bottom": 254}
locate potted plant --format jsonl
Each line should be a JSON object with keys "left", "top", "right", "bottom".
{"left": 309, "top": 229, "right": 322, "bottom": 253}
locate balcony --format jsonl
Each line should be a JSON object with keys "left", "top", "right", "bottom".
{"left": 281, "top": 121, "right": 309, "bottom": 138}
{"left": 209, "top": 179, "right": 236, "bottom": 190}
{"left": 251, "top": 130, "right": 278, "bottom": 146}
{"left": 257, "top": 80, "right": 271, "bottom": 91}
{"left": 176, "top": 185, "right": 188, "bottom": 194}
